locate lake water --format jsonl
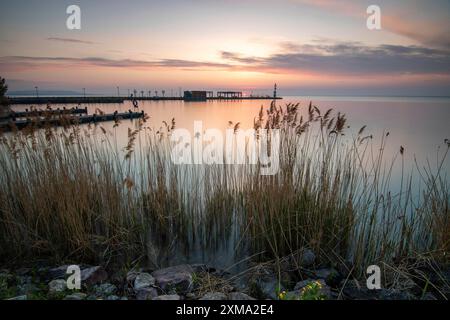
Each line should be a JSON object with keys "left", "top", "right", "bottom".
{"left": 9, "top": 96, "right": 450, "bottom": 268}
{"left": 11, "top": 95, "right": 450, "bottom": 175}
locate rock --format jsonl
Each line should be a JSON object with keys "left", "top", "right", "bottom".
{"left": 229, "top": 292, "right": 256, "bottom": 300}
{"left": 313, "top": 268, "right": 342, "bottom": 287}
{"left": 16, "top": 268, "right": 32, "bottom": 276}
{"left": 294, "top": 279, "right": 332, "bottom": 299}
{"left": 395, "top": 277, "right": 422, "bottom": 296}
{"left": 342, "top": 279, "right": 415, "bottom": 300}
{"left": 80, "top": 266, "right": 108, "bottom": 286}
{"left": 106, "top": 295, "right": 120, "bottom": 300}
{"left": 152, "top": 265, "right": 193, "bottom": 294}
{"left": 48, "top": 279, "right": 67, "bottom": 293}
{"left": 421, "top": 292, "right": 437, "bottom": 300}
{"left": 136, "top": 287, "right": 159, "bottom": 300}
{"left": 94, "top": 283, "right": 117, "bottom": 296}
{"left": 185, "top": 292, "right": 196, "bottom": 299}
{"left": 256, "top": 278, "right": 284, "bottom": 300}
{"left": 290, "top": 248, "right": 315, "bottom": 268}
{"left": 47, "top": 265, "right": 70, "bottom": 280}
{"left": 190, "top": 264, "right": 216, "bottom": 273}
{"left": 126, "top": 270, "right": 139, "bottom": 284}
{"left": 280, "top": 248, "right": 316, "bottom": 272}
{"left": 199, "top": 292, "right": 228, "bottom": 300}
{"left": 378, "top": 289, "right": 414, "bottom": 300}
{"left": 8, "top": 295, "right": 27, "bottom": 300}
{"left": 342, "top": 279, "right": 375, "bottom": 300}
{"left": 248, "top": 265, "right": 283, "bottom": 299}
{"left": 133, "top": 273, "right": 155, "bottom": 291}
{"left": 336, "top": 260, "right": 355, "bottom": 278}
{"left": 64, "top": 293, "right": 87, "bottom": 300}
{"left": 16, "top": 275, "right": 38, "bottom": 295}
{"left": 0, "top": 271, "right": 13, "bottom": 291}
{"left": 153, "top": 294, "right": 181, "bottom": 300}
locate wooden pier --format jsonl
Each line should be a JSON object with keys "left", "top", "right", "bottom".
{"left": 8, "top": 95, "right": 281, "bottom": 105}
{"left": 9, "top": 96, "right": 125, "bottom": 105}
{"left": 0, "top": 107, "right": 88, "bottom": 121}
{"left": 0, "top": 111, "right": 145, "bottom": 131}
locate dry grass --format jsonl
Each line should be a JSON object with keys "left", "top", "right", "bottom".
{"left": 0, "top": 102, "right": 448, "bottom": 286}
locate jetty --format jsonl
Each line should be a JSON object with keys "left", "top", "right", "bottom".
{"left": 0, "top": 107, "right": 88, "bottom": 121}
{"left": 9, "top": 96, "right": 125, "bottom": 105}
{"left": 9, "top": 89, "right": 282, "bottom": 104}
{"left": 0, "top": 110, "right": 145, "bottom": 132}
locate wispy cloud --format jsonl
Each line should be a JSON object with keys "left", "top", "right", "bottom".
{"left": 1, "top": 42, "right": 449, "bottom": 77}
{"left": 0, "top": 56, "right": 232, "bottom": 71}
{"left": 295, "top": 0, "right": 450, "bottom": 49}
{"left": 46, "top": 37, "right": 98, "bottom": 45}
{"left": 224, "top": 42, "right": 450, "bottom": 76}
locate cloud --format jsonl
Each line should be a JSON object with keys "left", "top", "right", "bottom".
{"left": 0, "top": 56, "right": 232, "bottom": 71}
{"left": 46, "top": 37, "right": 98, "bottom": 45}
{"left": 224, "top": 42, "right": 450, "bottom": 76}
{"left": 1, "top": 42, "right": 449, "bottom": 77}
{"left": 295, "top": 0, "right": 450, "bottom": 49}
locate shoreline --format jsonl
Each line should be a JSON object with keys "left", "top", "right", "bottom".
{"left": 2, "top": 248, "right": 448, "bottom": 301}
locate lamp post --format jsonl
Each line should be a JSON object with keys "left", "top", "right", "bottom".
{"left": 117, "top": 86, "right": 120, "bottom": 97}
{"left": 82, "top": 88, "right": 86, "bottom": 98}
{"left": 34, "top": 86, "right": 39, "bottom": 98}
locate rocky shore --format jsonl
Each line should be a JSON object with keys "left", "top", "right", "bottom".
{"left": 1, "top": 250, "right": 448, "bottom": 300}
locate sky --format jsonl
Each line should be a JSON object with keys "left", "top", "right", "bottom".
{"left": 0, "top": 0, "right": 449, "bottom": 96}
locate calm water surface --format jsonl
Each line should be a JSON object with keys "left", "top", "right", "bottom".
{"left": 10, "top": 96, "right": 450, "bottom": 268}
{"left": 12, "top": 95, "right": 450, "bottom": 172}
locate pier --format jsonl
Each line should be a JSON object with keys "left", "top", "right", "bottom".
{"left": 8, "top": 94, "right": 281, "bottom": 105}
{"left": 0, "top": 107, "right": 88, "bottom": 121}
{"left": 0, "top": 110, "right": 145, "bottom": 132}
{"left": 9, "top": 96, "right": 126, "bottom": 105}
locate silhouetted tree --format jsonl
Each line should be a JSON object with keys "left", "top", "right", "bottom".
{"left": 0, "top": 77, "right": 10, "bottom": 109}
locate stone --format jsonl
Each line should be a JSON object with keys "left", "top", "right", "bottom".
{"left": 256, "top": 278, "right": 284, "bottom": 300}
{"left": 8, "top": 295, "right": 27, "bottom": 300}
{"left": 421, "top": 292, "right": 437, "bottom": 300}
{"left": 80, "top": 266, "right": 108, "bottom": 286}
{"left": 290, "top": 248, "right": 315, "bottom": 268}
{"left": 190, "top": 264, "right": 216, "bottom": 273}
{"left": 49, "top": 279, "right": 67, "bottom": 293}
{"left": 64, "top": 292, "right": 87, "bottom": 300}
{"left": 16, "top": 276, "right": 38, "bottom": 295}
{"left": 378, "top": 289, "right": 414, "bottom": 300}
{"left": 106, "top": 295, "right": 120, "bottom": 300}
{"left": 0, "top": 271, "right": 13, "bottom": 291}
{"left": 16, "top": 268, "right": 32, "bottom": 276}
{"left": 153, "top": 294, "right": 181, "bottom": 300}
{"left": 185, "top": 292, "right": 196, "bottom": 299}
{"left": 229, "top": 292, "right": 256, "bottom": 300}
{"left": 199, "top": 292, "right": 228, "bottom": 300}
{"left": 342, "top": 280, "right": 375, "bottom": 300}
{"left": 280, "top": 248, "right": 316, "bottom": 272}
{"left": 136, "top": 287, "right": 159, "bottom": 300}
{"left": 152, "top": 265, "right": 193, "bottom": 294}
{"left": 94, "top": 283, "right": 117, "bottom": 296}
{"left": 313, "top": 268, "right": 342, "bottom": 287}
{"left": 133, "top": 273, "right": 155, "bottom": 291}
{"left": 47, "top": 265, "right": 70, "bottom": 280}
{"left": 395, "top": 277, "right": 422, "bottom": 296}
{"left": 294, "top": 279, "right": 332, "bottom": 299}
{"left": 126, "top": 270, "right": 139, "bottom": 284}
